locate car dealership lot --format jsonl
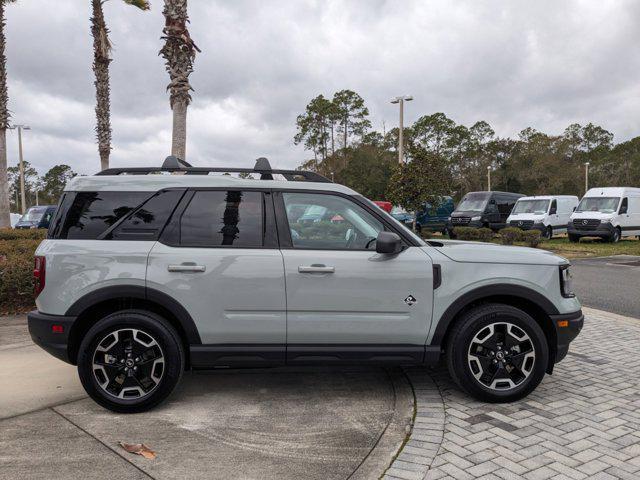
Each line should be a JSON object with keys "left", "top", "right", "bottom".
{"left": 1, "top": 308, "right": 639, "bottom": 479}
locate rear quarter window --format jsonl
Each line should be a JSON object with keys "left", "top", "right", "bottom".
{"left": 51, "top": 191, "right": 151, "bottom": 239}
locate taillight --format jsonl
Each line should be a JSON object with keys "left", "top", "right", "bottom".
{"left": 34, "top": 255, "right": 46, "bottom": 297}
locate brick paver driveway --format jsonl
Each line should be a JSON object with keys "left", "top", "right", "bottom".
{"left": 387, "top": 308, "right": 640, "bottom": 480}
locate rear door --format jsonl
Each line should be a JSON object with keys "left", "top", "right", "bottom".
{"left": 276, "top": 191, "right": 434, "bottom": 364}
{"left": 147, "top": 189, "right": 286, "bottom": 365}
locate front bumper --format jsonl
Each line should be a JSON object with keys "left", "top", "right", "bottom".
{"left": 550, "top": 309, "right": 584, "bottom": 364}
{"left": 567, "top": 222, "right": 615, "bottom": 238}
{"left": 27, "top": 310, "right": 76, "bottom": 364}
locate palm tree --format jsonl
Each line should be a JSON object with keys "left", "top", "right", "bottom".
{"left": 159, "top": 0, "right": 199, "bottom": 161}
{"left": 0, "top": 0, "right": 15, "bottom": 228}
{"left": 91, "top": 0, "right": 149, "bottom": 171}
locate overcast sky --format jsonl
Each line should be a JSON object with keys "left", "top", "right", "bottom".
{"left": 5, "top": 0, "right": 640, "bottom": 176}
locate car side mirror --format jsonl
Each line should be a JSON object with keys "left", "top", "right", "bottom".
{"left": 376, "top": 231, "right": 402, "bottom": 254}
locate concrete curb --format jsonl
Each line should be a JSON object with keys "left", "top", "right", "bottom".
{"left": 382, "top": 367, "right": 445, "bottom": 480}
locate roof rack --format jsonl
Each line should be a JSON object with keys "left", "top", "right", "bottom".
{"left": 96, "top": 156, "right": 332, "bottom": 183}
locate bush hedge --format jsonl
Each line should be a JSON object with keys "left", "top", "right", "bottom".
{"left": 0, "top": 228, "right": 46, "bottom": 314}
{"left": 498, "top": 227, "right": 544, "bottom": 248}
{"left": 452, "top": 227, "right": 494, "bottom": 242}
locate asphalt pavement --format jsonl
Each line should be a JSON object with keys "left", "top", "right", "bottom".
{"left": 571, "top": 255, "right": 640, "bottom": 319}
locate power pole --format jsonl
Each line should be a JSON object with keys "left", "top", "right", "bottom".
{"left": 10, "top": 124, "right": 31, "bottom": 214}
{"left": 584, "top": 162, "right": 590, "bottom": 194}
{"left": 390, "top": 95, "right": 413, "bottom": 164}
{"left": 487, "top": 166, "right": 492, "bottom": 191}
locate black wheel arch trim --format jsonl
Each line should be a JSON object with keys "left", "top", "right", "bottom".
{"left": 65, "top": 285, "right": 202, "bottom": 345}
{"left": 429, "top": 283, "right": 560, "bottom": 347}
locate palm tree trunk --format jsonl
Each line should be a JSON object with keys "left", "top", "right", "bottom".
{"left": 91, "top": 0, "right": 112, "bottom": 171}
{"left": 0, "top": 130, "right": 9, "bottom": 227}
{"left": 0, "top": 1, "right": 11, "bottom": 228}
{"left": 171, "top": 100, "right": 187, "bottom": 160}
{"left": 160, "top": 0, "right": 199, "bottom": 161}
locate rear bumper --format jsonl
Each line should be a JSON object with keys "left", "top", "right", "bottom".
{"left": 27, "top": 310, "right": 76, "bottom": 364}
{"left": 550, "top": 310, "right": 584, "bottom": 364}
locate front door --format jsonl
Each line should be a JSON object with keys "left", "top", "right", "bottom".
{"left": 277, "top": 191, "right": 434, "bottom": 364}
{"left": 147, "top": 189, "right": 286, "bottom": 366}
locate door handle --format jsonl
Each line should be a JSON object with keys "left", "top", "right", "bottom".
{"left": 298, "top": 264, "right": 335, "bottom": 274}
{"left": 168, "top": 264, "right": 206, "bottom": 273}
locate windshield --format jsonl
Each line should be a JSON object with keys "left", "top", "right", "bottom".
{"left": 456, "top": 193, "right": 488, "bottom": 212}
{"left": 20, "top": 206, "right": 47, "bottom": 223}
{"left": 576, "top": 197, "right": 620, "bottom": 213}
{"left": 511, "top": 199, "right": 550, "bottom": 215}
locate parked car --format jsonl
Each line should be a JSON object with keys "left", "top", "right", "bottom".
{"left": 568, "top": 187, "right": 640, "bottom": 243}
{"left": 373, "top": 201, "right": 392, "bottom": 213}
{"left": 391, "top": 197, "right": 455, "bottom": 233}
{"left": 13, "top": 205, "right": 57, "bottom": 229}
{"left": 507, "top": 195, "right": 579, "bottom": 239}
{"left": 28, "top": 156, "right": 583, "bottom": 412}
{"left": 447, "top": 191, "right": 524, "bottom": 237}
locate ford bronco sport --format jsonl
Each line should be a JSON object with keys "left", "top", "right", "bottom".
{"left": 28, "top": 157, "right": 583, "bottom": 412}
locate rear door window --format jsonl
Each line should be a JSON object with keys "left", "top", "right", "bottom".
{"left": 179, "top": 190, "right": 264, "bottom": 247}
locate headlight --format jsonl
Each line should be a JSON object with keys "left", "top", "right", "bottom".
{"left": 471, "top": 216, "right": 481, "bottom": 221}
{"left": 560, "top": 265, "right": 574, "bottom": 298}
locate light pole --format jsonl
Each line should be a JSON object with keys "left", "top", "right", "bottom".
{"left": 487, "top": 165, "right": 492, "bottom": 191}
{"left": 9, "top": 124, "right": 31, "bottom": 214}
{"left": 390, "top": 95, "right": 413, "bottom": 164}
{"left": 584, "top": 162, "right": 590, "bottom": 194}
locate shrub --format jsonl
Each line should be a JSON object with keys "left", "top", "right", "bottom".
{"left": 0, "top": 228, "right": 47, "bottom": 241}
{"left": 521, "top": 230, "right": 543, "bottom": 248}
{"left": 499, "top": 227, "right": 523, "bottom": 245}
{"left": 476, "top": 228, "right": 494, "bottom": 243}
{"left": 0, "top": 235, "right": 43, "bottom": 314}
{"left": 452, "top": 227, "right": 479, "bottom": 241}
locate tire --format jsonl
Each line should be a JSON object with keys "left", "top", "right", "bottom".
{"left": 448, "top": 229, "right": 457, "bottom": 239}
{"left": 446, "top": 304, "right": 548, "bottom": 403}
{"left": 77, "top": 310, "right": 185, "bottom": 413}
{"left": 543, "top": 226, "right": 552, "bottom": 240}
{"left": 415, "top": 224, "right": 422, "bottom": 234}
{"left": 608, "top": 227, "right": 621, "bottom": 243}
{"left": 568, "top": 234, "right": 580, "bottom": 243}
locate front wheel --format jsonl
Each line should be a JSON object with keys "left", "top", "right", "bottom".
{"left": 446, "top": 304, "right": 548, "bottom": 403}
{"left": 77, "top": 310, "right": 184, "bottom": 413}
{"left": 543, "top": 226, "right": 553, "bottom": 240}
{"left": 608, "top": 227, "right": 621, "bottom": 243}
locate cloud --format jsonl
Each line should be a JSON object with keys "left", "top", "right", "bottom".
{"left": 3, "top": 0, "right": 639, "bottom": 176}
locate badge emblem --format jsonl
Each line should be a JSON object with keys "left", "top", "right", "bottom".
{"left": 582, "top": 219, "right": 588, "bottom": 225}
{"left": 404, "top": 295, "right": 417, "bottom": 306}
{"left": 518, "top": 221, "right": 523, "bottom": 226}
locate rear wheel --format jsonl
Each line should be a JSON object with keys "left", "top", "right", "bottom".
{"left": 568, "top": 234, "right": 580, "bottom": 243}
{"left": 77, "top": 310, "right": 184, "bottom": 413}
{"left": 446, "top": 304, "right": 548, "bottom": 403}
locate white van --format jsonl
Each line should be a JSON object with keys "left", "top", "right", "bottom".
{"left": 568, "top": 187, "right": 640, "bottom": 242}
{"left": 507, "top": 195, "right": 579, "bottom": 239}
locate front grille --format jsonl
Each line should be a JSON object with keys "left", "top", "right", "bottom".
{"left": 451, "top": 216, "right": 470, "bottom": 225}
{"left": 510, "top": 220, "right": 534, "bottom": 230}
{"left": 572, "top": 218, "right": 601, "bottom": 230}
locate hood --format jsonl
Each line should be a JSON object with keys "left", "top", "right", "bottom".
{"left": 451, "top": 210, "right": 483, "bottom": 217}
{"left": 424, "top": 239, "right": 567, "bottom": 266}
{"left": 570, "top": 211, "right": 615, "bottom": 220}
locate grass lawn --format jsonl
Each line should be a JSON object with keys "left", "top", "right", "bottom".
{"left": 539, "top": 237, "right": 640, "bottom": 259}
{"left": 425, "top": 231, "right": 640, "bottom": 259}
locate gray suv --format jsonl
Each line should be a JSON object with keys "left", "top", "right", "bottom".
{"left": 28, "top": 157, "right": 583, "bottom": 412}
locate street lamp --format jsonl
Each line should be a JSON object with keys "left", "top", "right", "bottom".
{"left": 390, "top": 95, "right": 413, "bottom": 164}
{"left": 487, "top": 165, "right": 492, "bottom": 192}
{"left": 9, "top": 124, "right": 31, "bottom": 214}
{"left": 584, "top": 162, "right": 590, "bottom": 194}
